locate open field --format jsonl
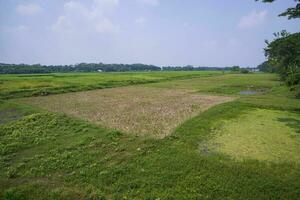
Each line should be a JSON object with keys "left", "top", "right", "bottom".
{"left": 148, "top": 73, "right": 300, "bottom": 110}
{"left": 147, "top": 73, "right": 279, "bottom": 94}
{"left": 1, "top": 71, "right": 300, "bottom": 199}
{"left": 19, "top": 87, "right": 233, "bottom": 138}
{"left": 0, "top": 71, "right": 221, "bottom": 99}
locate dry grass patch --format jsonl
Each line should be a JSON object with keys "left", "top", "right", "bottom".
{"left": 20, "top": 86, "right": 233, "bottom": 138}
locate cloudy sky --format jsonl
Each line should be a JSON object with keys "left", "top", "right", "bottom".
{"left": 0, "top": 0, "right": 299, "bottom": 67}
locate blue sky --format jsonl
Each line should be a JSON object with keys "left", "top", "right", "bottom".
{"left": 0, "top": 0, "right": 299, "bottom": 67}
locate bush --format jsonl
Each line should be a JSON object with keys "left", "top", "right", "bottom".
{"left": 285, "top": 64, "right": 300, "bottom": 86}
{"left": 240, "top": 69, "right": 250, "bottom": 74}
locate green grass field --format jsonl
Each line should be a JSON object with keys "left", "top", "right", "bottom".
{"left": 0, "top": 71, "right": 300, "bottom": 199}
{"left": 0, "top": 71, "right": 220, "bottom": 99}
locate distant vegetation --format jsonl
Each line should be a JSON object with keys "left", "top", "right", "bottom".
{"left": 161, "top": 66, "right": 231, "bottom": 71}
{"left": 0, "top": 63, "right": 253, "bottom": 74}
{"left": 229, "top": 66, "right": 251, "bottom": 74}
{"left": 257, "top": 61, "right": 276, "bottom": 73}
{"left": 0, "top": 63, "right": 161, "bottom": 74}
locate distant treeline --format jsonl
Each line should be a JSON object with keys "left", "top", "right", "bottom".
{"left": 0, "top": 63, "right": 160, "bottom": 74}
{"left": 161, "top": 66, "right": 232, "bottom": 71}
{"left": 0, "top": 63, "right": 237, "bottom": 74}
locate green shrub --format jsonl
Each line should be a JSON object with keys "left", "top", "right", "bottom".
{"left": 240, "top": 69, "right": 250, "bottom": 74}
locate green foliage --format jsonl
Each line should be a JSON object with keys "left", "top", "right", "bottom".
{"left": 264, "top": 32, "right": 300, "bottom": 86}
{"left": 240, "top": 68, "right": 250, "bottom": 74}
{"left": 230, "top": 66, "right": 240, "bottom": 72}
{"left": 0, "top": 63, "right": 161, "bottom": 74}
{"left": 0, "top": 63, "right": 232, "bottom": 74}
{"left": 285, "top": 63, "right": 300, "bottom": 86}
{"left": 256, "top": 0, "right": 300, "bottom": 85}
{"left": 256, "top": 0, "right": 300, "bottom": 19}
{"left": 0, "top": 113, "right": 78, "bottom": 157}
{"left": 162, "top": 66, "right": 231, "bottom": 71}
{"left": 257, "top": 61, "right": 277, "bottom": 73}
{"left": 3, "top": 188, "right": 26, "bottom": 200}
{"left": 230, "top": 67, "right": 251, "bottom": 74}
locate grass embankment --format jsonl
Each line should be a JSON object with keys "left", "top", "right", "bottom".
{"left": 0, "top": 71, "right": 220, "bottom": 99}
{"left": 0, "top": 72, "right": 300, "bottom": 199}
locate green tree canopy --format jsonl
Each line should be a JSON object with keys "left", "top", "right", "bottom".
{"left": 264, "top": 31, "right": 300, "bottom": 85}
{"left": 257, "top": 61, "right": 277, "bottom": 73}
{"left": 231, "top": 66, "right": 240, "bottom": 72}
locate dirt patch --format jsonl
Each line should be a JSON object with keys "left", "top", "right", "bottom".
{"left": 20, "top": 86, "right": 234, "bottom": 138}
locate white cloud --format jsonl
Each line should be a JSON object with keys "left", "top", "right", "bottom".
{"left": 16, "top": 3, "right": 42, "bottom": 15}
{"left": 135, "top": 17, "right": 146, "bottom": 25}
{"left": 238, "top": 10, "right": 267, "bottom": 29}
{"left": 137, "top": 0, "right": 159, "bottom": 6}
{"left": 51, "top": 0, "right": 120, "bottom": 34}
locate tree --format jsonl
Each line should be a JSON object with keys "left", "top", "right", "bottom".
{"left": 263, "top": 31, "right": 300, "bottom": 85}
{"left": 231, "top": 66, "right": 240, "bottom": 72}
{"left": 240, "top": 68, "right": 250, "bottom": 74}
{"left": 257, "top": 61, "right": 277, "bottom": 73}
{"left": 0, "top": 63, "right": 162, "bottom": 74}
{"left": 256, "top": 0, "right": 300, "bottom": 19}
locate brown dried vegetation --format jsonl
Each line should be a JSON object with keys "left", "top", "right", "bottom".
{"left": 20, "top": 86, "right": 233, "bottom": 138}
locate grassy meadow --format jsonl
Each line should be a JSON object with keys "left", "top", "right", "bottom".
{"left": 0, "top": 71, "right": 220, "bottom": 99}
{"left": 0, "top": 71, "right": 300, "bottom": 199}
